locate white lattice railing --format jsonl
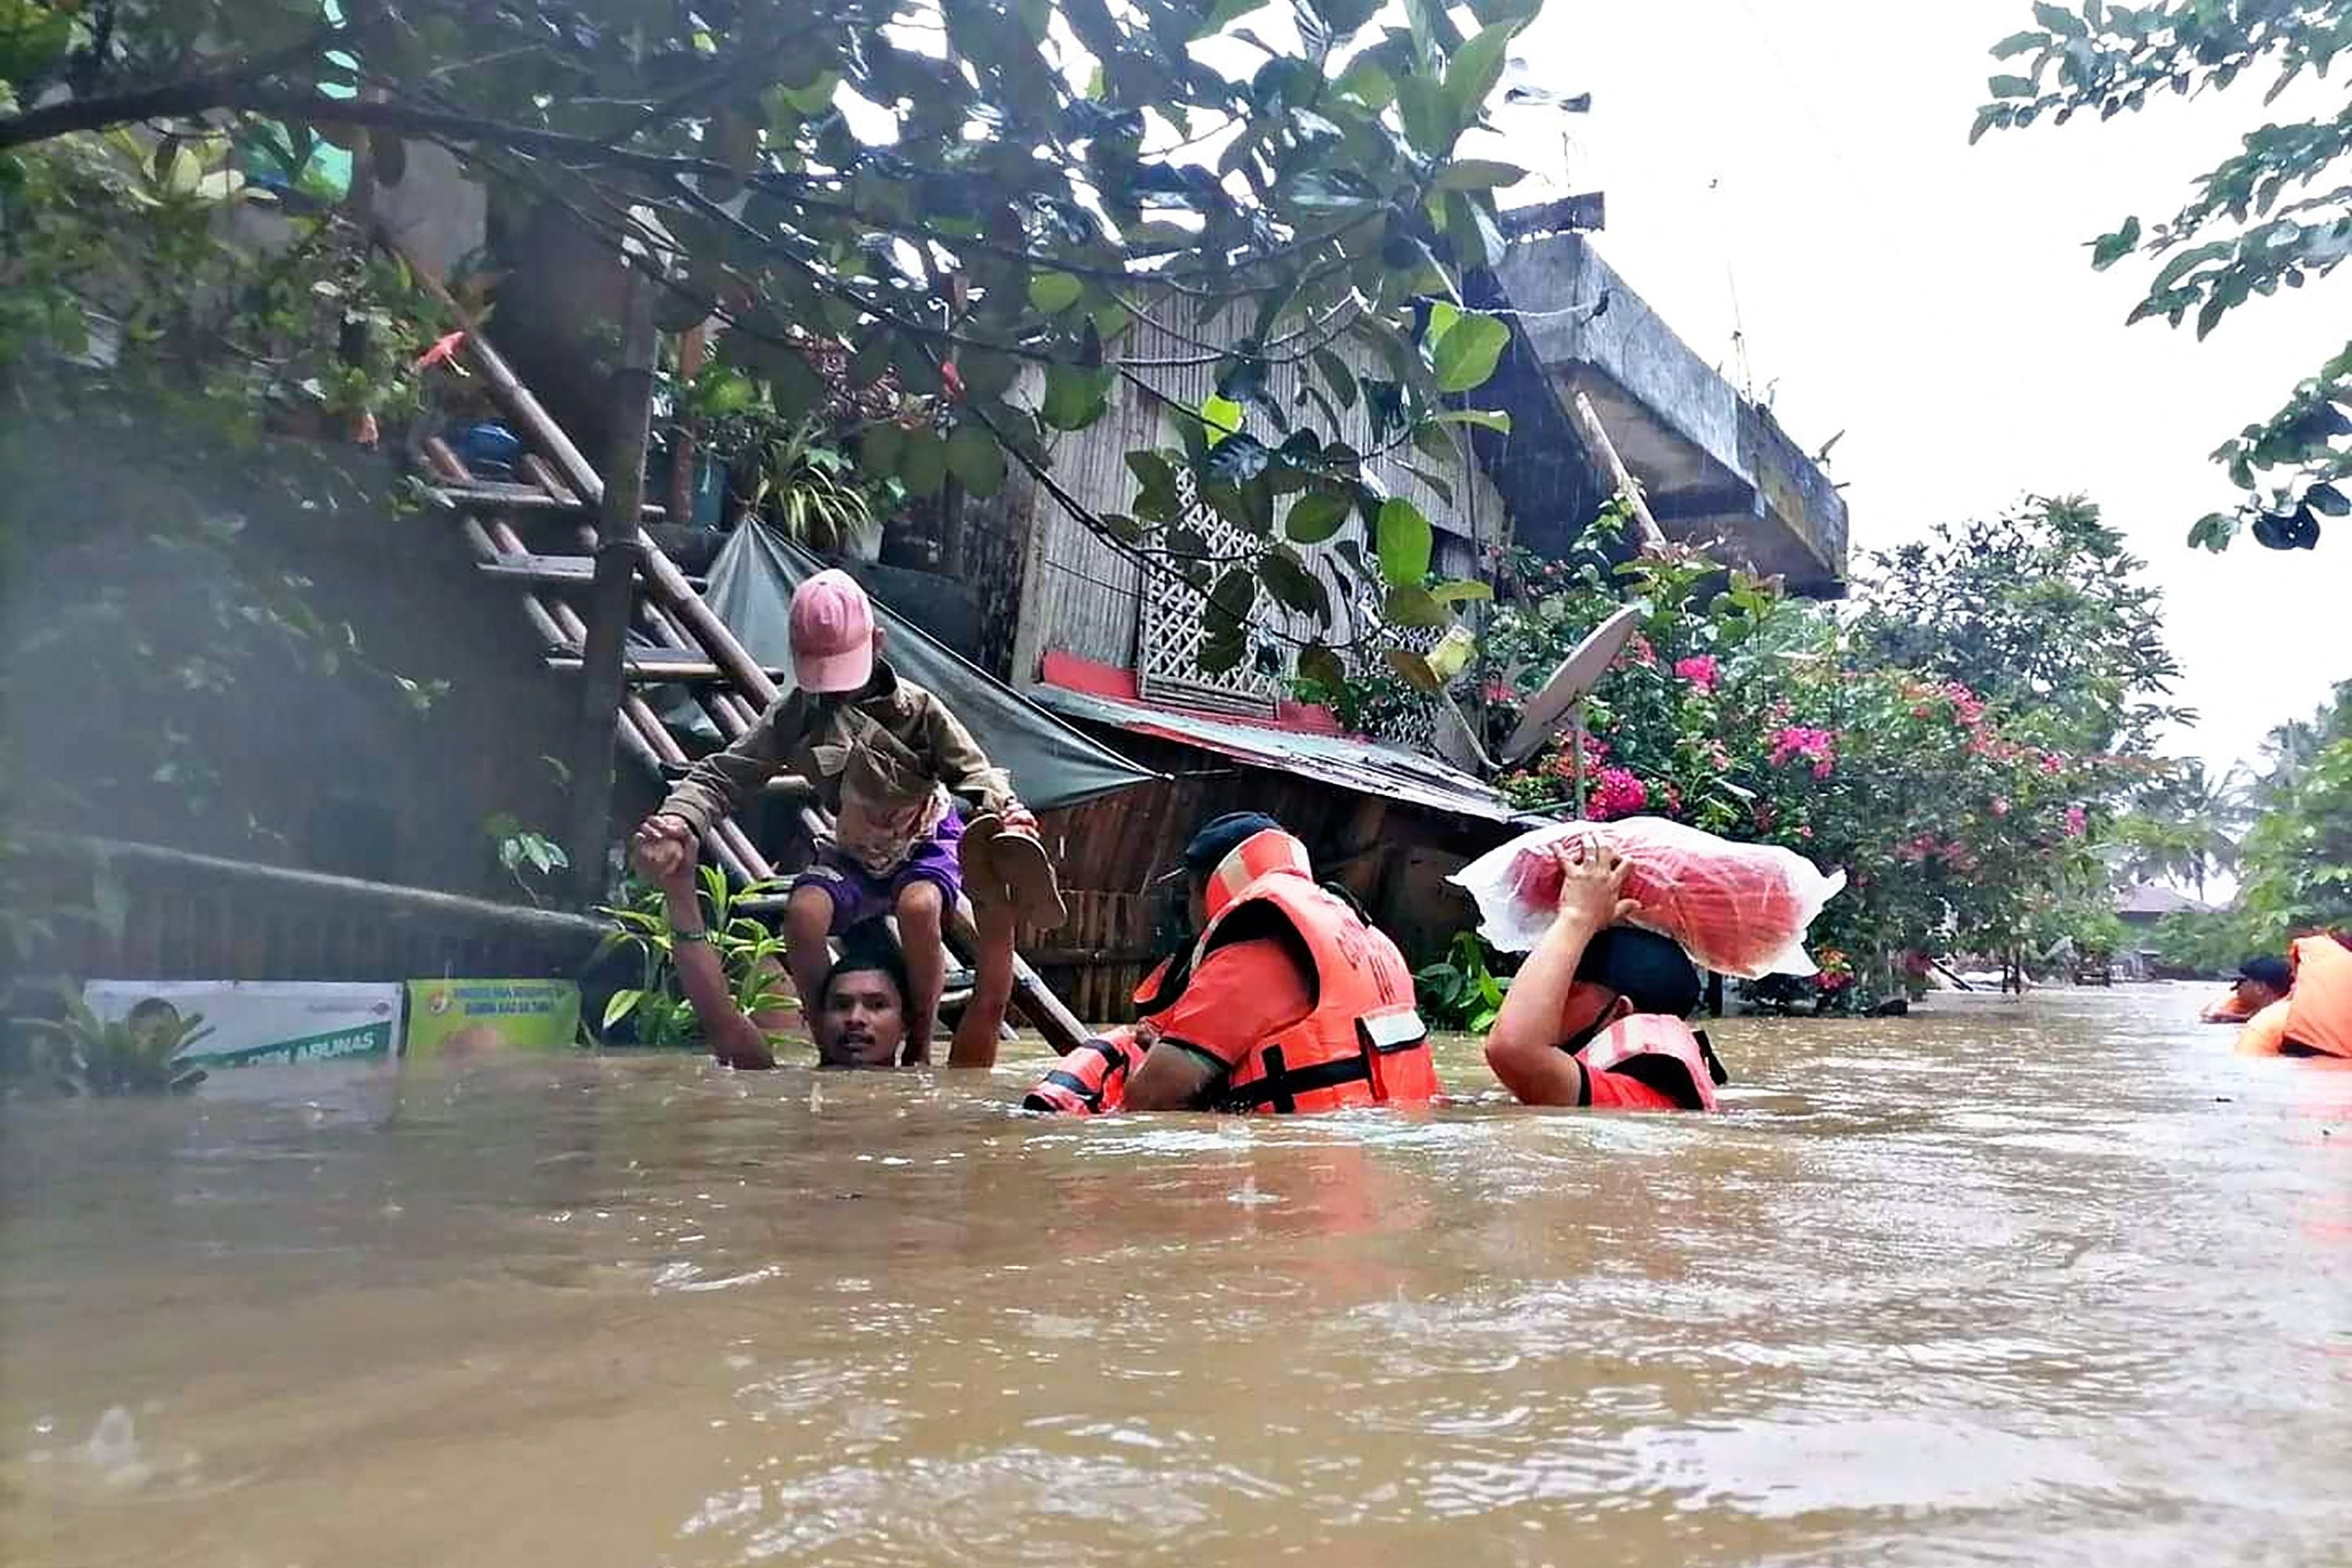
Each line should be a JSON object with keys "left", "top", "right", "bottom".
{"left": 1137, "top": 469, "right": 1439, "bottom": 750}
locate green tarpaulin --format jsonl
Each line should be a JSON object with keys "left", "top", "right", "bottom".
{"left": 663, "top": 524, "right": 1157, "bottom": 812}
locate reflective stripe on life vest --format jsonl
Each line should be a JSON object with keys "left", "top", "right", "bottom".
{"left": 1022, "top": 1027, "right": 1145, "bottom": 1116}
{"left": 1573, "top": 1013, "right": 1721, "bottom": 1111}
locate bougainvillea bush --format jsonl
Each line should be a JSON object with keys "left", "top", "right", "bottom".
{"left": 1462, "top": 503, "right": 2167, "bottom": 1007}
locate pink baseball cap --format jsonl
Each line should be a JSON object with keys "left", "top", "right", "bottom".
{"left": 789, "top": 569, "right": 876, "bottom": 693}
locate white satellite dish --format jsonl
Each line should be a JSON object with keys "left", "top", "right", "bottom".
{"left": 1497, "top": 604, "right": 1644, "bottom": 818}
{"left": 1500, "top": 605, "right": 1643, "bottom": 765}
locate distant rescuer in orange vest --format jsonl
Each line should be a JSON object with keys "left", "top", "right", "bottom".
{"left": 1096, "top": 812, "right": 1442, "bottom": 1114}
{"left": 2200, "top": 954, "right": 2292, "bottom": 1023}
{"left": 1483, "top": 835, "right": 1728, "bottom": 1111}
{"left": 2234, "top": 933, "right": 2352, "bottom": 1059}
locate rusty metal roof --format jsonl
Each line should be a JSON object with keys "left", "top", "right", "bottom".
{"left": 1029, "top": 684, "right": 1540, "bottom": 828}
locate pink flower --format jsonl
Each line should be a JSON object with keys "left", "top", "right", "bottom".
{"left": 1673, "top": 654, "right": 1719, "bottom": 694}
{"left": 1584, "top": 766, "right": 1650, "bottom": 821}
{"left": 1940, "top": 681, "right": 1987, "bottom": 726}
{"left": 2063, "top": 805, "right": 2087, "bottom": 838}
{"left": 1621, "top": 633, "right": 1657, "bottom": 670}
{"left": 1817, "top": 970, "right": 1854, "bottom": 993}
{"left": 1769, "top": 725, "right": 1838, "bottom": 775}
{"left": 2038, "top": 752, "right": 2065, "bottom": 776}
{"left": 1990, "top": 797, "right": 2009, "bottom": 816}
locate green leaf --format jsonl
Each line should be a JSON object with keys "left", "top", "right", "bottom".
{"left": 1990, "top": 29, "right": 2045, "bottom": 60}
{"left": 1396, "top": 74, "right": 1451, "bottom": 157}
{"left": 1258, "top": 546, "right": 1330, "bottom": 619}
{"left": 1429, "top": 579, "right": 1494, "bottom": 604}
{"left": 1432, "top": 408, "right": 1512, "bottom": 434}
{"left": 1028, "top": 270, "right": 1084, "bottom": 314}
{"left": 2305, "top": 482, "right": 2350, "bottom": 518}
{"left": 1312, "top": 347, "right": 1359, "bottom": 410}
{"left": 945, "top": 425, "right": 1007, "bottom": 497}
{"left": 1207, "top": 566, "right": 1258, "bottom": 627}
{"left": 1433, "top": 158, "right": 1528, "bottom": 192}
{"left": 900, "top": 426, "right": 948, "bottom": 494}
{"left": 2151, "top": 241, "right": 2229, "bottom": 292}
{"left": 959, "top": 347, "right": 1019, "bottom": 401}
{"left": 1989, "top": 74, "right": 2038, "bottom": 98}
{"left": 1385, "top": 583, "right": 1451, "bottom": 628}
{"left": 602, "top": 989, "right": 644, "bottom": 1030}
{"left": 1430, "top": 311, "right": 1508, "bottom": 393}
{"left": 1297, "top": 641, "right": 1347, "bottom": 692}
{"left": 1197, "top": 626, "right": 1247, "bottom": 675}
{"left": 1285, "top": 488, "right": 1354, "bottom": 543}
{"left": 2031, "top": 2, "right": 2085, "bottom": 39}
{"left": 1375, "top": 497, "right": 1432, "bottom": 586}
{"left": 1041, "top": 364, "right": 1112, "bottom": 430}
{"left": 1444, "top": 23, "right": 1515, "bottom": 129}
{"left": 1385, "top": 646, "right": 1443, "bottom": 692}
{"left": 1200, "top": 393, "right": 1246, "bottom": 445}
{"left": 2089, "top": 215, "right": 2140, "bottom": 270}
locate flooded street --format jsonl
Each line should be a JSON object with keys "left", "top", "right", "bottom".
{"left": 2, "top": 984, "right": 2347, "bottom": 1566}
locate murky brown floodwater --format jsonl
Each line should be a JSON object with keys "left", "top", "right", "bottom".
{"left": 2, "top": 984, "right": 2347, "bottom": 1567}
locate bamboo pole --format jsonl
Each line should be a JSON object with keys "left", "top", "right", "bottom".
{"left": 426, "top": 437, "right": 762, "bottom": 883}
{"left": 1570, "top": 390, "right": 1668, "bottom": 550}
{"left": 404, "top": 257, "right": 782, "bottom": 706}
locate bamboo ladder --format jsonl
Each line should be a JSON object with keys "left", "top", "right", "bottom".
{"left": 413, "top": 314, "right": 1090, "bottom": 1053}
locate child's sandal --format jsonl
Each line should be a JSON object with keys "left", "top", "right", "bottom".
{"left": 989, "top": 823, "right": 1068, "bottom": 928}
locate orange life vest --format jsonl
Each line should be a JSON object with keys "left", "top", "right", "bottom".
{"left": 1574, "top": 1014, "right": 1722, "bottom": 1112}
{"left": 1134, "top": 829, "right": 1440, "bottom": 1115}
{"left": 2235, "top": 998, "right": 2292, "bottom": 1057}
{"left": 2281, "top": 935, "right": 2352, "bottom": 1058}
{"left": 1022, "top": 1026, "right": 1144, "bottom": 1116}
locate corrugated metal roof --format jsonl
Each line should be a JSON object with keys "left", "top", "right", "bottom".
{"left": 1030, "top": 684, "right": 1540, "bottom": 828}
{"left": 2114, "top": 883, "right": 2214, "bottom": 918}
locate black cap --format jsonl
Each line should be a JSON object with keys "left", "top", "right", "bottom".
{"left": 1173, "top": 811, "right": 1283, "bottom": 878}
{"left": 1575, "top": 927, "right": 1701, "bottom": 1017}
{"left": 2237, "top": 955, "right": 2292, "bottom": 991}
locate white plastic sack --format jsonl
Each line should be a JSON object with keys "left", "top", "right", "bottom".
{"left": 1450, "top": 816, "right": 1846, "bottom": 979}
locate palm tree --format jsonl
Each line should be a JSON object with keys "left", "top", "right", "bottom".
{"left": 2120, "top": 760, "right": 2245, "bottom": 900}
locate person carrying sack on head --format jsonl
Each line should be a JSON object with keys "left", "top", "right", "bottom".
{"left": 1481, "top": 833, "right": 1730, "bottom": 1111}
{"left": 631, "top": 568, "right": 1064, "bottom": 1064}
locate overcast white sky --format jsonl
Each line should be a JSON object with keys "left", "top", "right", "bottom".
{"left": 1478, "top": 0, "right": 2350, "bottom": 779}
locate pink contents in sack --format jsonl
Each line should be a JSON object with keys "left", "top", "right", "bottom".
{"left": 1450, "top": 816, "right": 1845, "bottom": 979}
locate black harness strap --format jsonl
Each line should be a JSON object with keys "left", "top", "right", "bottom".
{"left": 1215, "top": 1046, "right": 1372, "bottom": 1112}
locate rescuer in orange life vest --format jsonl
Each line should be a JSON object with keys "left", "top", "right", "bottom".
{"left": 1029, "top": 811, "right": 1441, "bottom": 1115}
{"left": 1481, "top": 834, "right": 1729, "bottom": 1111}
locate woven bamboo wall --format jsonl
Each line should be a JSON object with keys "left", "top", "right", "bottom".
{"left": 1004, "top": 296, "right": 1509, "bottom": 688}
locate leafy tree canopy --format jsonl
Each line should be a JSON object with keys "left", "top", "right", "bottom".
{"left": 2, "top": 0, "right": 1570, "bottom": 669}
{"left": 1974, "top": 1, "right": 2352, "bottom": 553}
{"left": 1846, "top": 495, "right": 2187, "bottom": 757}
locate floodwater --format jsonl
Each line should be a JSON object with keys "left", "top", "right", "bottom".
{"left": 2, "top": 985, "right": 2347, "bottom": 1567}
